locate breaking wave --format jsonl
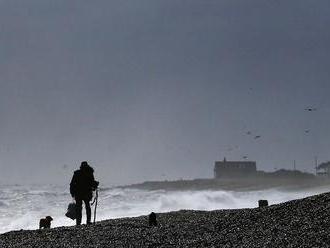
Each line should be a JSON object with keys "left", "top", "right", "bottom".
{"left": 0, "top": 184, "right": 329, "bottom": 234}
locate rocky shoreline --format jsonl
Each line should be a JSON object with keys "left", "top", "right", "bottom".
{"left": 1, "top": 192, "right": 330, "bottom": 247}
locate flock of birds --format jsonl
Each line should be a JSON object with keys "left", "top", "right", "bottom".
{"left": 225, "top": 106, "right": 319, "bottom": 161}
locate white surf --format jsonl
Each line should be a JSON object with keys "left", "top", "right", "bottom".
{"left": 0, "top": 184, "right": 329, "bottom": 234}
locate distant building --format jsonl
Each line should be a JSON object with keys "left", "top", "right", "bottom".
{"left": 316, "top": 162, "right": 330, "bottom": 178}
{"left": 214, "top": 158, "right": 257, "bottom": 179}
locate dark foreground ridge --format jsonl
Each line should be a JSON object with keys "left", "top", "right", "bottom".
{"left": 1, "top": 192, "right": 330, "bottom": 248}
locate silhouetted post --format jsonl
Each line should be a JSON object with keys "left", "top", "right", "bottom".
{"left": 149, "top": 212, "right": 157, "bottom": 226}
{"left": 314, "top": 156, "right": 318, "bottom": 175}
{"left": 258, "top": 200, "right": 268, "bottom": 207}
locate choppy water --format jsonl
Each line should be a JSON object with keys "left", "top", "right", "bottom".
{"left": 0, "top": 184, "right": 329, "bottom": 234}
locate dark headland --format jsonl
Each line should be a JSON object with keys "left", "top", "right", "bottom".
{"left": 122, "top": 166, "right": 330, "bottom": 191}
{"left": 122, "top": 176, "right": 330, "bottom": 192}
{"left": 1, "top": 192, "right": 330, "bottom": 248}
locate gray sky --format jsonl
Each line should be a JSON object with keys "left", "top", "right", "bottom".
{"left": 0, "top": 0, "right": 329, "bottom": 185}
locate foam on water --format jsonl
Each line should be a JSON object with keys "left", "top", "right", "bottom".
{"left": 0, "top": 184, "right": 329, "bottom": 234}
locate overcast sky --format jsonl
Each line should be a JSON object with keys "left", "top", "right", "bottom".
{"left": 0, "top": 0, "right": 329, "bottom": 185}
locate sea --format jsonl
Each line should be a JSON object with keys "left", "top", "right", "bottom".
{"left": 0, "top": 184, "right": 329, "bottom": 234}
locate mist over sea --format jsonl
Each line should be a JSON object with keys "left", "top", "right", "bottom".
{"left": 0, "top": 184, "right": 329, "bottom": 234}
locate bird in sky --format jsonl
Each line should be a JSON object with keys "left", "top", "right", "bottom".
{"left": 305, "top": 107, "right": 317, "bottom": 112}
{"left": 305, "top": 130, "right": 310, "bottom": 134}
{"left": 254, "top": 135, "right": 261, "bottom": 139}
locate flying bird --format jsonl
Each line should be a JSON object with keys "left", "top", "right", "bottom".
{"left": 305, "top": 130, "right": 310, "bottom": 134}
{"left": 254, "top": 135, "right": 261, "bottom": 139}
{"left": 305, "top": 107, "right": 317, "bottom": 112}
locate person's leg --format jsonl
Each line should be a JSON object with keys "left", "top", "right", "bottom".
{"left": 75, "top": 198, "right": 83, "bottom": 225}
{"left": 84, "top": 199, "right": 91, "bottom": 224}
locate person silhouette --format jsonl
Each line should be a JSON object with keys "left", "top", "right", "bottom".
{"left": 70, "top": 161, "right": 99, "bottom": 225}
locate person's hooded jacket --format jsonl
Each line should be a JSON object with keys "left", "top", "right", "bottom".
{"left": 70, "top": 163, "right": 98, "bottom": 200}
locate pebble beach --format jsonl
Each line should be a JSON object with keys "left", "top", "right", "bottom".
{"left": 1, "top": 192, "right": 330, "bottom": 248}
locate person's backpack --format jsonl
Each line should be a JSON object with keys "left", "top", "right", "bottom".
{"left": 65, "top": 202, "right": 76, "bottom": 220}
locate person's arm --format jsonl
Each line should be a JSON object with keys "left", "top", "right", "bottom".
{"left": 91, "top": 173, "right": 99, "bottom": 191}
{"left": 70, "top": 172, "right": 77, "bottom": 197}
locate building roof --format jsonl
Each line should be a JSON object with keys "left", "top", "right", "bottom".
{"left": 215, "top": 161, "right": 256, "bottom": 164}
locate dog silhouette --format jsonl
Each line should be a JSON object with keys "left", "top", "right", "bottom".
{"left": 39, "top": 216, "right": 53, "bottom": 229}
